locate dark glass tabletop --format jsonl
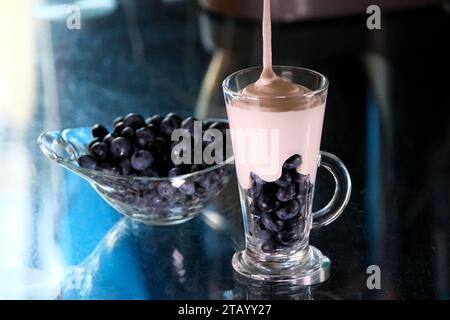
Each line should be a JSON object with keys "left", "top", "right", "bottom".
{"left": 0, "top": 0, "right": 449, "bottom": 300}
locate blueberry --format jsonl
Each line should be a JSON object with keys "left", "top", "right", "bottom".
{"left": 160, "top": 113, "right": 182, "bottom": 136}
{"left": 145, "top": 115, "right": 163, "bottom": 127}
{"left": 251, "top": 172, "right": 266, "bottom": 185}
{"left": 92, "top": 124, "right": 109, "bottom": 139}
{"left": 113, "top": 121, "right": 125, "bottom": 136}
{"left": 145, "top": 191, "right": 164, "bottom": 207}
{"left": 110, "top": 137, "right": 132, "bottom": 159}
{"left": 103, "top": 133, "right": 115, "bottom": 145}
{"left": 276, "top": 200, "right": 300, "bottom": 220}
{"left": 90, "top": 142, "right": 109, "bottom": 161}
{"left": 274, "top": 171, "right": 292, "bottom": 187}
{"left": 181, "top": 116, "right": 197, "bottom": 134}
{"left": 135, "top": 127, "right": 155, "bottom": 148}
{"left": 275, "top": 200, "right": 282, "bottom": 209}
{"left": 290, "top": 169, "right": 301, "bottom": 183}
{"left": 248, "top": 185, "right": 258, "bottom": 199}
{"left": 119, "top": 158, "right": 132, "bottom": 176}
{"left": 123, "top": 113, "right": 145, "bottom": 129}
{"left": 131, "top": 150, "right": 154, "bottom": 171}
{"left": 155, "top": 136, "right": 171, "bottom": 151}
{"left": 172, "top": 190, "right": 187, "bottom": 204}
{"left": 253, "top": 224, "right": 272, "bottom": 241}
{"left": 261, "top": 213, "right": 284, "bottom": 232}
{"left": 283, "top": 155, "right": 302, "bottom": 170}
{"left": 249, "top": 203, "right": 261, "bottom": 216}
{"left": 275, "top": 231, "right": 299, "bottom": 246}
{"left": 276, "top": 184, "right": 296, "bottom": 202}
{"left": 179, "top": 181, "right": 196, "bottom": 195}
{"left": 260, "top": 182, "right": 278, "bottom": 198}
{"left": 121, "top": 126, "right": 134, "bottom": 139}
{"left": 257, "top": 196, "right": 276, "bottom": 213}
{"left": 261, "top": 240, "right": 278, "bottom": 253}
{"left": 113, "top": 116, "right": 124, "bottom": 126}
{"left": 287, "top": 217, "right": 304, "bottom": 232}
{"left": 88, "top": 137, "right": 101, "bottom": 152}
{"left": 147, "top": 124, "right": 160, "bottom": 136}
{"left": 157, "top": 181, "right": 176, "bottom": 198}
{"left": 77, "top": 155, "right": 97, "bottom": 170}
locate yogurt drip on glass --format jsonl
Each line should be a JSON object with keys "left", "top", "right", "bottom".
{"left": 243, "top": 0, "right": 304, "bottom": 98}
{"left": 226, "top": 0, "right": 325, "bottom": 189}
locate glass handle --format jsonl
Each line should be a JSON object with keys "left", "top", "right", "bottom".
{"left": 312, "top": 151, "right": 352, "bottom": 229}
{"left": 37, "top": 131, "right": 78, "bottom": 163}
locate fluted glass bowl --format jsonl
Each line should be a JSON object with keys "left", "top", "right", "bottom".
{"left": 38, "top": 120, "right": 234, "bottom": 225}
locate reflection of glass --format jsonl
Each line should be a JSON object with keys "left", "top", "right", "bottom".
{"left": 62, "top": 218, "right": 130, "bottom": 298}
{"left": 130, "top": 216, "right": 237, "bottom": 300}
{"left": 223, "top": 66, "right": 352, "bottom": 284}
{"left": 232, "top": 273, "right": 314, "bottom": 300}
{"left": 60, "top": 214, "right": 238, "bottom": 299}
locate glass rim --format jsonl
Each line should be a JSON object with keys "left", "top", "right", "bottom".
{"left": 57, "top": 152, "right": 235, "bottom": 182}
{"left": 222, "top": 65, "right": 329, "bottom": 100}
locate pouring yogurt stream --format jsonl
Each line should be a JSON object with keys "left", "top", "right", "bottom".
{"left": 225, "top": 0, "right": 326, "bottom": 189}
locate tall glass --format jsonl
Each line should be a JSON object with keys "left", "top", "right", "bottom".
{"left": 223, "top": 66, "right": 351, "bottom": 284}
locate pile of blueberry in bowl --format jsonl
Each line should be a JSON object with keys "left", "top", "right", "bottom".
{"left": 38, "top": 113, "right": 234, "bottom": 225}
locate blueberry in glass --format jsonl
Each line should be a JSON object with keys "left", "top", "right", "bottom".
{"left": 244, "top": 155, "right": 314, "bottom": 254}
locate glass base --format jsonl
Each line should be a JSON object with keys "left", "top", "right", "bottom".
{"left": 232, "top": 245, "right": 330, "bottom": 285}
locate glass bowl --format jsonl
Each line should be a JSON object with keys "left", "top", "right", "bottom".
{"left": 37, "top": 120, "right": 234, "bottom": 225}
